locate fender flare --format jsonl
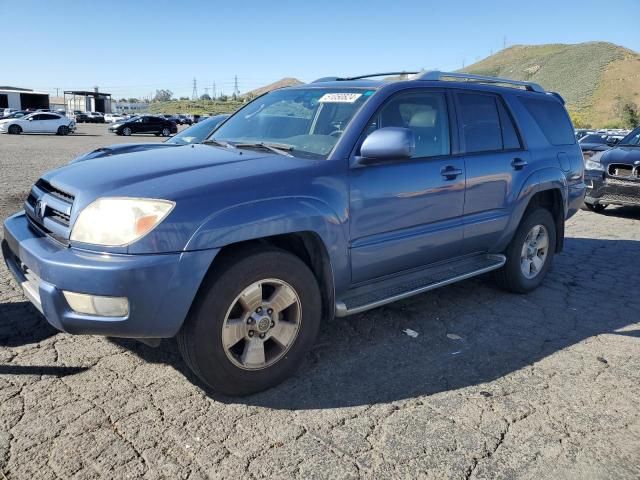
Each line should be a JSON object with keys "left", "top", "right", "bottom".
{"left": 184, "top": 196, "right": 350, "bottom": 292}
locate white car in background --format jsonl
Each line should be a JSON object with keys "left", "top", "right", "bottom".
{"left": 104, "top": 113, "right": 125, "bottom": 123}
{"left": 0, "top": 112, "right": 76, "bottom": 135}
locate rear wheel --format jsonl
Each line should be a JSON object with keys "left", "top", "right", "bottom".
{"left": 161, "top": 127, "right": 171, "bottom": 137}
{"left": 8, "top": 124, "right": 21, "bottom": 135}
{"left": 177, "top": 248, "right": 321, "bottom": 396}
{"left": 122, "top": 127, "right": 132, "bottom": 136}
{"left": 494, "top": 208, "right": 556, "bottom": 293}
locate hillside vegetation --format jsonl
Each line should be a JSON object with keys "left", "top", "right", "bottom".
{"left": 462, "top": 42, "right": 640, "bottom": 127}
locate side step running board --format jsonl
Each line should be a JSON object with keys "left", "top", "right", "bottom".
{"left": 335, "top": 254, "right": 506, "bottom": 317}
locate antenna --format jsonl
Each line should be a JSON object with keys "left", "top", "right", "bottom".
{"left": 192, "top": 78, "right": 198, "bottom": 100}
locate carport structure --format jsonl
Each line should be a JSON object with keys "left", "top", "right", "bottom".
{"left": 64, "top": 89, "right": 112, "bottom": 113}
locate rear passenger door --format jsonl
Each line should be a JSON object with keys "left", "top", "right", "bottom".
{"left": 455, "top": 91, "right": 530, "bottom": 254}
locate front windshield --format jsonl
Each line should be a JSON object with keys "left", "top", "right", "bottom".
{"left": 212, "top": 87, "right": 376, "bottom": 158}
{"left": 619, "top": 127, "right": 640, "bottom": 146}
{"left": 166, "top": 115, "right": 228, "bottom": 145}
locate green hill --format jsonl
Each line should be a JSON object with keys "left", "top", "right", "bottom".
{"left": 462, "top": 42, "right": 640, "bottom": 127}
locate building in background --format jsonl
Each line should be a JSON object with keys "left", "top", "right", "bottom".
{"left": 64, "top": 88, "right": 112, "bottom": 113}
{"left": 0, "top": 86, "right": 50, "bottom": 110}
{"left": 112, "top": 101, "right": 150, "bottom": 114}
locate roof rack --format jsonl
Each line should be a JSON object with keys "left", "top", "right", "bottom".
{"left": 414, "top": 71, "right": 545, "bottom": 93}
{"left": 310, "top": 70, "right": 546, "bottom": 94}
{"left": 311, "top": 72, "right": 419, "bottom": 83}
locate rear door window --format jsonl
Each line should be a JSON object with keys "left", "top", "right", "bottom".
{"left": 520, "top": 97, "right": 575, "bottom": 146}
{"left": 457, "top": 93, "right": 502, "bottom": 153}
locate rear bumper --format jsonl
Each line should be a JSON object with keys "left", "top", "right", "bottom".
{"left": 2, "top": 212, "right": 218, "bottom": 338}
{"left": 584, "top": 171, "right": 640, "bottom": 206}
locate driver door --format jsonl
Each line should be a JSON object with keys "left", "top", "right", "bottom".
{"left": 349, "top": 90, "right": 466, "bottom": 283}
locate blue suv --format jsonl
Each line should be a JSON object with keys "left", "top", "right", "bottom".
{"left": 2, "top": 72, "right": 585, "bottom": 395}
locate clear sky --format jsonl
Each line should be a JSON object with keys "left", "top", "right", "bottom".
{"left": 2, "top": 0, "right": 639, "bottom": 99}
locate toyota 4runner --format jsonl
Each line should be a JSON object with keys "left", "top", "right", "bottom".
{"left": 2, "top": 71, "right": 585, "bottom": 395}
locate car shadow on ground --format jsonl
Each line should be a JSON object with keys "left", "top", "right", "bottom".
{"left": 0, "top": 301, "right": 58, "bottom": 347}
{"left": 110, "top": 236, "right": 640, "bottom": 409}
{"left": 1, "top": 237, "right": 638, "bottom": 408}
{"left": 599, "top": 205, "right": 640, "bottom": 219}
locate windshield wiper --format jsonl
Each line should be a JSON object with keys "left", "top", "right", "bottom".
{"left": 233, "top": 142, "right": 294, "bottom": 157}
{"left": 202, "top": 138, "right": 234, "bottom": 149}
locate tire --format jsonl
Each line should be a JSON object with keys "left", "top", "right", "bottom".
{"left": 122, "top": 127, "right": 132, "bottom": 136}
{"left": 56, "top": 125, "right": 69, "bottom": 136}
{"left": 583, "top": 202, "right": 607, "bottom": 213}
{"left": 177, "top": 248, "right": 322, "bottom": 396}
{"left": 161, "top": 127, "right": 171, "bottom": 137}
{"left": 494, "top": 208, "right": 556, "bottom": 293}
{"left": 8, "top": 124, "right": 21, "bottom": 135}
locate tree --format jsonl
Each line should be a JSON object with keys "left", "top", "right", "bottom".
{"left": 200, "top": 93, "right": 211, "bottom": 101}
{"left": 179, "top": 96, "right": 189, "bottom": 101}
{"left": 118, "top": 97, "right": 127, "bottom": 102}
{"left": 621, "top": 102, "right": 639, "bottom": 129}
{"left": 127, "top": 98, "right": 139, "bottom": 103}
{"left": 218, "top": 94, "right": 228, "bottom": 102}
{"left": 569, "top": 111, "right": 591, "bottom": 129}
{"left": 153, "top": 89, "right": 173, "bottom": 102}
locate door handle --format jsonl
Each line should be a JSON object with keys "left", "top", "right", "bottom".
{"left": 511, "top": 158, "right": 528, "bottom": 170}
{"left": 440, "top": 165, "right": 463, "bottom": 180}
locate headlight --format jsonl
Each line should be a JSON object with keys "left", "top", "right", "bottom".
{"left": 70, "top": 197, "right": 175, "bottom": 246}
{"left": 584, "top": 155, "right": 605, "bottom": 171}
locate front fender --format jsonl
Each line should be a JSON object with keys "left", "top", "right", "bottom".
{"left": 184, "top": 197, "right": 350, "bottom": 291}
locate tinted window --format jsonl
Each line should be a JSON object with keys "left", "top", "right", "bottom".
{"left": 521, "top": 97, "right": 575, "bottom": 146}
{"left": 579, "top": 134, "right": 607, "bottom": 144}
{"left": 497, "top": 101, "right": 522, "bottom": 149}
{"left": 41, "top": 114, "right": 59, "bottom": 120}
{"left": 620, "top": 128, "right": 640, "bottom": 146}
{"left": 457, "top": 93, "right": 502, "bottom": 153}
{"left": 371, "top": 92, "right": 450, "bottom": 158}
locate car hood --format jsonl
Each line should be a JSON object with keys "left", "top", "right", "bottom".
{"left": 42, "top": 144, "right": 295, "bottom": 208}
{"left": 70, "top": 143, "right": 178, "bottom": 163}
{"left": 600, "top": 145, "right": 640, "bottom": 165}
{"left": 580, "top": 143, "right": 609, "bottom": 151}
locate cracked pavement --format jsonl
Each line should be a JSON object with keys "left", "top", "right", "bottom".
{"left": 1, "top": 125, "right": 639, "bottom": 479}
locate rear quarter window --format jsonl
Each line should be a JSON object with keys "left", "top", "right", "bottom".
{"left": 520, "top": 97, "right": 575, "bottom": 146}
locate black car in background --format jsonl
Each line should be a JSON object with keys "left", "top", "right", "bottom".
{"left": 72, "top": 114, "right": 229, "bottom": 162}
{"left": 109, "top": 115, "right": 178, "bottom": 136}
{"left": 584, "top": 127, "right": 640, "bottom": 212}
{"left": 578, "top": 134, "right": 619, "bottom": 158}
{"left": 74, "top": 113, "right": 90, "bottom": 123}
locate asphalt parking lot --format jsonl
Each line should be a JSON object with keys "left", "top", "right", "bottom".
{"left": 0, "top": 124, "right": 639, "bottom": 479}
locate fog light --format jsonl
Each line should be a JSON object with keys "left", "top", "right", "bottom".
{"left": 63, "top": 291, "right": 129, "bottom": 317}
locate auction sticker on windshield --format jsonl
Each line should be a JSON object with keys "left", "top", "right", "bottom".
{"left": 318, "top": 93, "right": 363, "bottom": 103}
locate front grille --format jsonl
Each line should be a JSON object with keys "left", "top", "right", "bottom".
{"left": 24, "top": 179, "right": 75, "bottom": 244}
{"left": 608, "top": 164, "right": 639, "bottom": 180}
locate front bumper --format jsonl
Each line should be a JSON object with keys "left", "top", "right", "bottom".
{"left": 2, "top": 212, "right": 218, "bottom": 338}
{"left": 584, "top": 171, "right": 640, "bottom": 206}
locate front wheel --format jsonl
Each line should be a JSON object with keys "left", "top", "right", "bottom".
{"left": 161, "top": 127, "right": 171, "bottom": 137}
{"left": 56, "top": 125, "right": 69, "bottom": 136}
{"left": 8, "top": 124, "right": 21, "bottom": 135}
{"left": 177, "top": 248, "right": 321, "bottom": 396}
{"left": 494, "top": 208, "right": 556, "bottom": 293}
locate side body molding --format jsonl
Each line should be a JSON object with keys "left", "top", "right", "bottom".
{"left": 184, "top": 197, "right": 351, "bottom": 293}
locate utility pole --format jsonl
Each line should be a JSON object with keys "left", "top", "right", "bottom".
{"left": 212, "top": 82, "right": 216, "bottom": 99}
{"left": 192, "top": 78, "right": 198, "bottom": 100}
{"left": 204, "top": 87, "right": 209, "bottom": 98}
{"left": 55, "top": 88, "right": 59, "bottom": 97}
{"left": 503, "top": 36, "right": 507, "bottom": 49}
{"left": 462, "top": 59, "right": 465, "bottom": 69}
{"left": 233, "top": 75, "right": 239, "bottom": 97}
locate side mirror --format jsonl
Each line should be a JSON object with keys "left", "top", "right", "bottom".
{"left": 356, "top": 127, "right": 415, "bottom": 165}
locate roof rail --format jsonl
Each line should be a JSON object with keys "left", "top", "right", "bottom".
{"left": 311, "top": 72, "right": 419, "bottom": 83}
{"left": 415, "top": 71, "right": 546, "bottom": 93}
